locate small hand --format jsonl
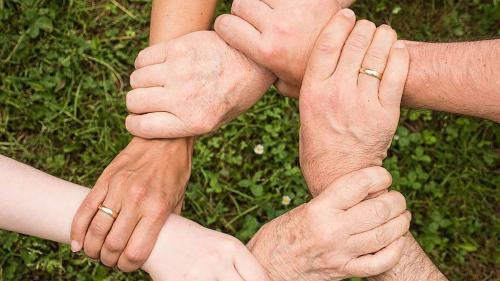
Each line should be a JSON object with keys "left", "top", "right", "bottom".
{"left": 71, "top": 138, "right": 193, "bottom": 271}
{"left": 249, "top": 167, "right": 410, "bottom": 281}
{"left": 143, "top": 215, "right": 268, "bottom": 281}
{"left": 215, "top": 0, "right": 347, "bottom": 97}
{"left": 125, "top": 31, "right": 275, "bottom": 139}
{"left": 298, "top": 10, "right": 410, "bottom": 194}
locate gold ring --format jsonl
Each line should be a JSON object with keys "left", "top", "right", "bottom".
{"left": 98, "top": 204, "right": 118, "bottom": 219}
{"left": 359, "top": 68, "right": 382, "bottom": 80}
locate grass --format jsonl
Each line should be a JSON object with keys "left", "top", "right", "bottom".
{"left": 0, "top": 0, "right": 499, "bottom": 280}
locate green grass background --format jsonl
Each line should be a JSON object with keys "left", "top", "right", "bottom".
{"left": 0, "top": 0, "right": 499, "bottom": 280}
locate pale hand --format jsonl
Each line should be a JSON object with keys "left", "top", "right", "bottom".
{"left": 248, "top": 167, "right": 410, "bottom": 281}
{"left": 215, "top": 0, "right": 342, "bottom": 97}
{"left": 125, "top": 31, "right": 275, "bottom": 139}
{"left": 298, "top": 10, "right": 410, "bottom": 195}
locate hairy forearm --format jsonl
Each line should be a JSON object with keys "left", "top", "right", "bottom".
{"left": 368, "top": 233, "right": 447, "bottom": 281}
{"left": 403, "top": 39, "right": 500, "bottom": 122}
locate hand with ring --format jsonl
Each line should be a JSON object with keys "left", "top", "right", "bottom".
{"left": 298, "top": 9, "right": 410, "bottom": 195}
{"left": 71, "top": 138, "right": 193, "bottom": 271}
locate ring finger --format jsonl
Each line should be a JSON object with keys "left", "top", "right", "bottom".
{"left": 100, "top": 207, "right": 140, "bottom": 267}
{"left": 83, "top": 181, "right": 123, "bottom": 259}
{"left": 358, "top": 24, "right": 397, "bottom": 95}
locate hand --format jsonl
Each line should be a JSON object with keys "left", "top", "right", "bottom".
{"left": 125, "top": 31, "right": 275, "bottom": 139}
{"left": 143, "top": 215, "right": 268, "bottom": 281}
{"left": 71, "top": 137, "right": 193, "bottom": 271}
{"left": 215, "top": 0, "right": 348, "bottom": 97}
{"left": 298, "top": 11, "right": 410, "bottom": 195}
{"left": 248, "top": 167, "right": 410, "bottom": 281}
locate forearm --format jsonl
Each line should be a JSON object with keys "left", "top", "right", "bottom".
{"left": 150, "top": 0, "right": 217, "bottom": 44}
{"left": 0, "top": 155, "right": 181, "bottom": 276}
{"left": 368, "top": 233, "right": 447, "bottom": 281}
{"left": 402, "top": 39, "right": 500, "bottom": 122}
{"left": 133, "top": 0, "right": 218, "bottom": 211}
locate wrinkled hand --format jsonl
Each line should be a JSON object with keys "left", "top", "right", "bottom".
{"left": 143, "top": 215, "right": 268, "bottom": 281}
{"left": 299, "top": 11, "right": 410, "bottom": 195}
{"left": 248, "top": 167, "right": 410, "bottom": 281}
{"left": 71, "top": 138, "right": 193, "bottom": 271}
{"left": 215, "top": 0, "right": 354, "bottom": 97}
{"left": 125, "top": 31, "right": 275, "bottom": 139}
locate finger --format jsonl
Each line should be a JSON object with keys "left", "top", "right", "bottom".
{"left": 344, "top": 236, "right": 407, "bottom": 277}
{"left": 315, "top": 166, "right": 392, "bottom": 210}
{"left": 347, "top": 211, "right": 411, "bottom": 256}
{"left": 117, "top": 217, "right": 164, "bottom": 272}
{"left": 70, "top": 179, "right": 109, "bottom": 252}
{"left": 234, "top": 247, "right": 269, "bottom": 281}
{"left": 125, "top": 112, "right": 191, "bottom": 139}
{"left": 126, "top": 87, "right": 178, "bottom": 114}
{"left": 379, "top": 41, "right": 409, "bottom": 110}
{"left": 134, "top": 43, "right": 169, "bottom": 69}
{"left": 231, "top": 0, "right": 272, "bottom": 31}
{"left": 129, "top": 63, "right": 169, "bottom": 89}
{"left": 83, "top": 187, "right": 122, "bottom": 260}
{"left": 304, "top": 9, "right": 356, "bottom": 82}
{"left": 100, "top": 208, "right": 140, "bottom": 267}
{"left": 336, "top": 19, "right": 376, "bottom": 78}
{"left": 344, "top": 191, "right": 407, "bottom": 234}
{"left": 274, "top": 80, "right": 300, "bottom": 98}
{"left": 214, "top": 14, "right": 262, "bottom": 65}
{"left": 358, "top": 25, "right": 397, "bottom": 93}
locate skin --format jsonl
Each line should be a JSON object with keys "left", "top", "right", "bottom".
{"left": 0, "top": 155, "right": 408, "bottom": 281}
{"left": 126, "top": 31, "right": 274, "bottom": 139}
{"left": 247, "top": 11, "right": 416, "bottom": 280}
{"left": 71, "top": 0, "right": 219, "bottom": 271}
{"left": 297, "top": 9, "right": 447, "bottom": 281}
{"left": 0, "top": 155, "right": 268, "bottom": 281}
{"left": 214, "top": 0, "right": 500, "bottom": 121}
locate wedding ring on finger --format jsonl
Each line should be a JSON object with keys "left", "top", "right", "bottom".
{"left": 359, "top": 67, "right": 382, "bottom": 80}
{"left": 98, "top": 204, "right": 118, "bottom": 220}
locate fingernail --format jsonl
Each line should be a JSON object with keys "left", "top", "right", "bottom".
{"left": 394, "top": 41, "right": 406, "bottom": 49}
{"left": 341, "top": 9, "right": 355, "bottom": 19}
{"left": 71, "top": 240, "right": 81, "bottom": 252}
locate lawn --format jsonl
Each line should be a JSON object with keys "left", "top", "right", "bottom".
{"left": 0, "top": 0, "right": 499, "bottom": 280}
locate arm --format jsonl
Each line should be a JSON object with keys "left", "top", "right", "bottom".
{"left": 70, "top": 0, "right": 219, "bottom": 271}
{"left": 215, "top": 2, "right": 500, "bottom": 122}
{"left": 402, "top": 40, "right": 500, "bottom": 122}
{"left": 0, "top": 155, "right": 267, "bottom": 281}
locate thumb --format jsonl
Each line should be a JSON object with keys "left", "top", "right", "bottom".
{"left": 314, "top": 166, "right": 392, "bottom": 210}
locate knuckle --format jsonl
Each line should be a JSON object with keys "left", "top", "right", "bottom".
{"left": 374, "top": 227, "right": 389, "bottom": 246}
{"left": 129, "top": 71, "right": 140, "bottom": 89}
{"left": 89, "top": 220, "right": 110, "bottom": 236}
{"left": 258, "top": 41, "right": 278, "bottom": 60}
{"left": 365, "top": 48, "right": 387, "bottom": 66}
{"left": 389, "top": 191, "right": 407, "bottom": 210}
{"left": 316, "top": 33, "right": 341, "bottom": 54}
{"left": 123, "top": 247, "right": 148, "bottom": 265}
{"left": 129, "top": 185, "right": 147, "bottom": 204}
{"left": 134, "top": 49, "right": 149, "bottom": 68}
{"left": 104, "top": 237, "right": 126, "bottom": 253}
{"left": 359, "top": 19, "right": 377, "bottom": 30}
{"left": 273, "top": 21, "right": 292, "bottom": 36}
{"left": 371, "top": 200, "right": 391, "bottom": 221}
{"left": 346, "top": 32, "right": 370, "bottom": 51}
